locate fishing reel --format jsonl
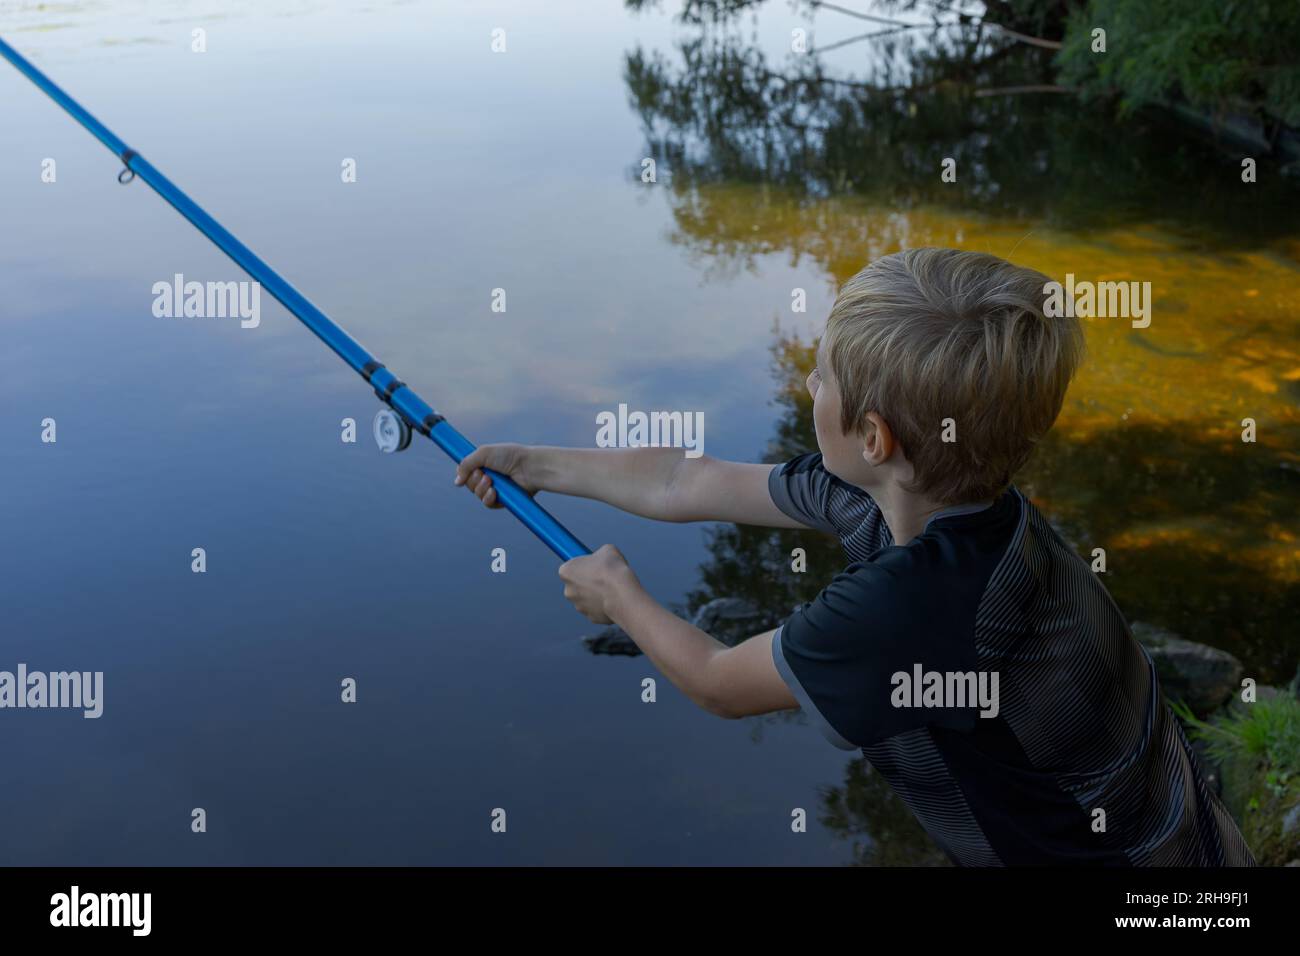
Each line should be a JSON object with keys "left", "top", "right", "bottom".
{"left": 373, "top": 408, "right": 412, "bottom": 454}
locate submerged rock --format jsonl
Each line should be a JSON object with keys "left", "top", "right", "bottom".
{"left": 1282, "top": 804, "right": 1300, "bottom": 839}
{"left": 581, "top": 598, "right": 774, "bottom": 656}
{"left": 582, "top": 607, "right": 689, "bottom": 657}
{"left": 1131, "top": 621, "right": 1243, "bottom": 715}
{"left": 690, "top": 597, "right": 773, "bottom": 647}
{"left": 581, "top": 626, "right": 641, "bottom": 657}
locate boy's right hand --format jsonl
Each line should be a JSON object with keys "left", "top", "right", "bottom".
{"left": 454, "top": 443, "right": 539, "bottom": 509}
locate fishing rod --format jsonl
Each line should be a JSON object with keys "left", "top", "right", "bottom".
{"left": 0, "top": 36, "right": 590, "bottom": 562}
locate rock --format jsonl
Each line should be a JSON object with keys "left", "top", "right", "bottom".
{"left": 1282, "top": 804, "right": 1300, "bottom": 839}
{"left": 581, "top": 598, "right": 773, "bottom": 655}
{"left": 690, "top": 597, "right": 772, "bottom": 647}
{"left": 582, "top": 625, "right": 641, "bottom": 657}
{"left": 1131, "top": 621, "right": 1243, "bottom": 715}
{"left": 582, "top": 607, "right": 692, "bottom": 657}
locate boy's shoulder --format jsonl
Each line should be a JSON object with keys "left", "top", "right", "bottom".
{"left": 769, "top": 452, "right": 1032, "bottom": 568}
{"left": 768, "top": 451, "right": 881, "bottom": 544}
{"left": 808, "top": 488, "right": 1026, "bottom": 649}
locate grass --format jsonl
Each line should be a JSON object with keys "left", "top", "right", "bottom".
{"left": 1171, "top": 693, "right": 1300, "bottom": 865}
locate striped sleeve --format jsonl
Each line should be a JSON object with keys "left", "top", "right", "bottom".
{"left": 767, "top": 453, "right": 841, "bottom": 534}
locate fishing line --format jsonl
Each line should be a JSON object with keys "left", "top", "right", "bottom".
{"left": 1, "top": 36, "right": 590, "bottom": 562}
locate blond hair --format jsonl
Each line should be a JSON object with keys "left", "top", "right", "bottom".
{"left": 823, "top": 248, "right": 1084, "bottom": 505}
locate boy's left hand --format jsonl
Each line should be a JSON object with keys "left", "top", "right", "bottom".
{"left": 558, "top": 544, "right": 639, "bottom": 625}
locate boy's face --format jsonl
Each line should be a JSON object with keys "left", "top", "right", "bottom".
{"left": 807, "top": 343, "right": 873, "bottom": 488}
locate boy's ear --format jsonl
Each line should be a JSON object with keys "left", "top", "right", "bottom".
{"left": 860, "top": 412, "right": 895, "bottom": 466}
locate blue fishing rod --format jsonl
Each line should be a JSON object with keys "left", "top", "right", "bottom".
{"left": 1, "top": 36, "right": 590, "bottom": 562}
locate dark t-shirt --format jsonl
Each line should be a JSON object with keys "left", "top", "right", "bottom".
{"left": 769, "top": 452, "right": 1256, "bottom": 866}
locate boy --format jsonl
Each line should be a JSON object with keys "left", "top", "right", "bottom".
{"left": 454, "top": 248, "right": 1256, "bottom": 867}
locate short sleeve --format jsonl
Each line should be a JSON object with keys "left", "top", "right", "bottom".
{"left": 767, "top": 453, "right": 840, "bottom": 534}
{"left": 772, "top": 564, "right": 981, "bottom": 750}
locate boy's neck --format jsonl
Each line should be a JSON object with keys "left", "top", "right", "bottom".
{"left": 868, "top": 483, "right": 996, "bottom": 545}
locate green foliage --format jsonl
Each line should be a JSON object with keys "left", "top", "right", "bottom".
{"left": 1057, "top": 0, "right": 1300, "bottom": 125}
{"left": 1173, "top": 695, "right": 1300, "bottom": 795}
{"left": 1172, "top": 694, "right": 1300, "bottom": 864}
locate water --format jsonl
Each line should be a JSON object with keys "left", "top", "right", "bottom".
{"left": 1, "top": 0, "right": 1297, "bottom": 866}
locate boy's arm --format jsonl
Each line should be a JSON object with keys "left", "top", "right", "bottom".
{"left": 456, "top": 445, "right": 806, "bottom": 528}
{"left": 561, "top": 544, "right": 799, "bottom": 718}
